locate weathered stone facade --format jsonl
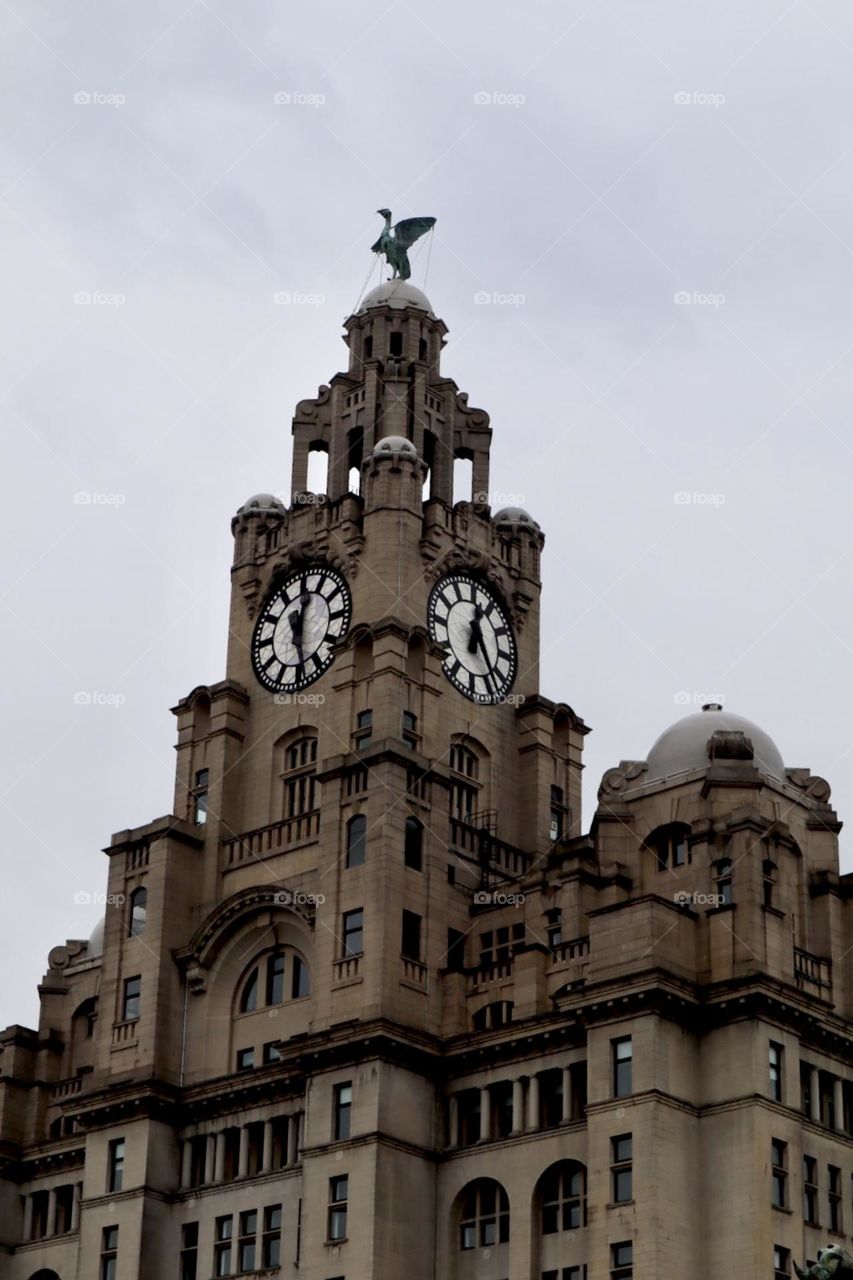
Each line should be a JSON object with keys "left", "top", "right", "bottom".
{"left": 1, "top": 279, "right": 850, "bottom": 1280}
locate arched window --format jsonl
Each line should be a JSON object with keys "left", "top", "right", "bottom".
{"left": 240, "top": 967, "right": 259, "bottom": 1013}
{"left": 538, "top": 1161, "right": 587, "bottom": 1234}
{"left": 346, "top": 814, "right": 366, "bottom": 868}
{"left": 281, "top": 734, "right": 318, "bottom": 818}
{"left": 404, "top": 816, "right": 423, "bottom": 870}
{"left": 449, "top": 742, "right": 481, "bottom": 821}
{"left": 72, "top": 997, "right": 97, "bottom": 1040}
{"left": 472, "top": 1000, "right": 513, "bottom": 1031}
{"left": 238, "top": 949, "right": 311, "bottom": 1015}
{"left": 458, "top": 1179, "right": 510, "bottom": 1250}
{"left": 129, "top": 887, "right": 147, "bottom": 937}
{"left": 647, "top": 823, "right": 690, "bottom": 871}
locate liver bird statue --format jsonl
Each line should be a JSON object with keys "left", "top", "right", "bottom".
{"left": 796, "top": 1247, "right": 853, "bottom": 1280}
{"left": 371, "top": 208, "right": 436, "bottom": 280}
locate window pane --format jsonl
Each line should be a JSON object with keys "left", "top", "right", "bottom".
{"left": 291, "top": 954, "right": 310, "bottom": 997}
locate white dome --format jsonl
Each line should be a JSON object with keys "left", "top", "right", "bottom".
{"left": 493, "top": 506, "right": 540, "bottom": 530}
{"left": 238, "top": 493, "right": 286, "bottom": 516}
{"left": 358, "top": 281, "right": 433, "bottom": 314}
{"left": 87, "top": 915, "right": 105, "bottom": 958}
{"left": 373, "top": 435, "right": 417, "bottom": 457}
{"left": 646, "top": 705, "right": 786, "bottom": 783}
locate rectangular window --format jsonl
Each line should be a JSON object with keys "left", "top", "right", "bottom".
{"left": 263, "top": 1041, "right": 282, "bottom": 1064}
{"left": 181, "top": 1222, "right": 199, "bottom": 1280}
{"left": 775, "top": 1246, "right": 791, "bottom": 1280}
{"left": 828, "top": 1164, "right": 842, "bottom": 1233}
{"left": 611, "top": 1134, "right": 633, "bottom": 1203}
{"left": 101, "top": 1225, "right": 119, "bottom": 1280}
{"left": 401, "top": 909, "right": 422, "bottom": 961}
{"left": 549, "top": 784, "right": 564, "bottom": 842}
{"left": 292, "top": 954, "right": 310, "bottom": 997}
{"left": 402, "top": 710, "right": 418, "bottom": 749}
{"left": 238, "top": 1209, "right": 257, "bottom": 1272}
{"left": 262, "top": 1204, "right": 282, "bottom": 1268}
{"left": 334, "top": 1082, "right": 352, "bottom": 1140}
{"left": 328, "top": 1174, "right": 348, "bottom": 1241}
{"left": 800, "top": 1061, "right": 813, "bottom": 1116}
{"left": 342, "top": 909, "right": 364, "bottom": 957}
{"left": 611, "top": 1241, "right": 633, "bottom": 1280}
{"left": 446, "top": 928, "right": 465, "bottom": 972}
{"left": 769, "top": 1042, "right": 783, "bottom": 1101}
{"left": 54, "top": 1183, "right": 75, "bottom": 1234}
{"left": 355, "top": 709, "right": 373, "bottom": 750}
{"left": 193, "top": 768, "right": 209, "bottom": 824}
{"left": 819, "top": 1073, "right": 836, "bottom": 1128}
{"left": 214, "top": 1215, "right": 233, "bottom": 1278}
{"left": 107, "top": 1137, "right": 125, "bottom": 1192}
{"left": 803, "top": 1155, "right": 819, "bottom": 1224}
{"left": 29, "top": 1190, "right": 49, "bottom": 1240}
{"left": 771, "top": 1139, "right": 787, "bottom": 1208}
{"left": 122, "top": 975, "right": 141, "bottom": 1022}
{"left": 612, "top": 1037, "right": 632, "bottom": 1098}
{"left": 236, "top": 1047, "right": 254, "bottom": 1071}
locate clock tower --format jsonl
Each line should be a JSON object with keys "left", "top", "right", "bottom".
{"left": 4, "top": 260, "right": 852, "bottom": 1280}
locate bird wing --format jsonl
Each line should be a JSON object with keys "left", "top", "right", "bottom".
{"left": 370, "top": 235, "right": 385, "bottom": 253}
{"left": 392, "top": 216, "right": 436, "bottom": 249}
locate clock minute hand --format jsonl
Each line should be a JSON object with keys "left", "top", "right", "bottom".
{"left": 288, "top": 606, "right": 305, "bottom": 664}
{"left": 467, "top": 605, "right": 484, "bottom": 655}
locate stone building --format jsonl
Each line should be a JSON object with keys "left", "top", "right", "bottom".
{"left": 0, "top": 280, "right": 851, "bottom": 1280}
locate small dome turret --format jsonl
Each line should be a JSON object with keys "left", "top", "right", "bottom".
{"left": 493, "top": 506, "right": 541, "bottom": 531}
{"left": 237, "top": 493, "right": 286, "bottom": 516}
{"left": 373, "top": 435, "right": 418, "bottom": 457}
{"left": 357, "top": 281, "right": 433, "bottom": 314}
{"left": 646, "top": 704, "right": 786, "bottom": 783}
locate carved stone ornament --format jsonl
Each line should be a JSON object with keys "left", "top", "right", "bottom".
{"left": 598, "top": 760, "right": 648, "bottom": 799}
{"left": 786, "top": 768, "right": 832, "bottom": 804}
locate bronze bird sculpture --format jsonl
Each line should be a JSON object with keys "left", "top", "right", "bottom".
{"left": 371, "top": 208, "right": 436, "bottom": 280}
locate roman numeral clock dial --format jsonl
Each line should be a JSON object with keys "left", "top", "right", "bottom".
{"left": 251, "top": 567, "right": 352, "bottom": 693}
{"left": 427, "top": 572, "right": 518, "bottom": 704}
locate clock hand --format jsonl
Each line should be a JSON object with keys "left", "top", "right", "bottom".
{"left": 467, "top": 605, "right": 484, "bottom": 655}
{"left": 288, "top": 609, "right": 305, "bottom": 664}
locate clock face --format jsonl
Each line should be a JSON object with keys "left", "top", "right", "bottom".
{"left": 427, "top": 572, "right": 517, "bottom": 704}
{"left": 252, "top": 566, "right": 352, "bottom": 693}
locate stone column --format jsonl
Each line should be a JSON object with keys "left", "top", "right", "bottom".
{"left": 833, "top": 1077, "right": 845, "bottom": 1131}
{"left": 23, "top": 1194, "right": 33, "bottom": 1241}
{"left": 809, "top": 1067, "right": 820, "bottom": 1123}
{"left": 562, "top": 1066, "right": 573, "bottom": 1123}
{"left": 214, "top": 1132, "right": 226, "bottom": 1183}
{"left": 287, "top": 1113, "right": 300, "bottom": 1166}
{"left": 511, "top": 1079, "right": 524, "bottom": 1134}
{"left": 527, "top": 1074, "right": 540, "bottom": 1131}
{"left": 262, "top": 1120, "right": 274, "bottom": 1173}
{"left": 238, "top": 1126, "right": 249, "bottom": 1178}
{"left": 479, "top": 1086, "right": 491, "bottom": 1142}
{"left": 47, "top": 1188, "right": 57, "bottom": 1236}
{"left": 71, "top": 1183, "right": 82, "bottom": 1232}
{"left": 181, "top": 1139, "right": 193, "bottom": 1189}
{"left": 205, "top": 1133, "right": 216, "bottom": 1184}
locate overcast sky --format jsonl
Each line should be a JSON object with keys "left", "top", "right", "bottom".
{"left": 3, "top": 0, "right": 852, "bottom": 1029}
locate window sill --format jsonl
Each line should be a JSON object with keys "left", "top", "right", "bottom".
{"left": 608, "top": 1200, "right": 635, "bottom": 1209}
{"left": 772, "top": 1205, "right": 794, "bottom": 1215}
{"left": 325, "top": 1237, "right": 348, "bottom": 1247}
